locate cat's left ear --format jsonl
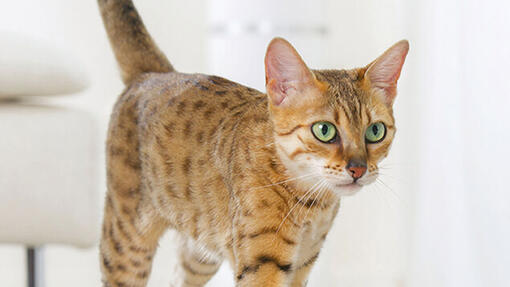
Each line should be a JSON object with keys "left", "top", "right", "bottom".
{"left": 265, "top": 38, "right": 324, "bottom": 107}
{"left": 364, "top": 40, "right": 409, "bottom": 106}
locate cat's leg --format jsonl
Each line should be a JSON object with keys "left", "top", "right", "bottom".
{"left": 100, "top": 193, "right": 168, "bottom": 287}
{"left": 232, "top": 198, "right": 302, "bottom": 287}
{"left": 232, "top": 226, "right": 299, "bottom": 287}
{"left": 288, "top": 250, "right": 321, "bottom": 287}
{"left": 290, "top": 203, "right": 339, "bottom": 287}
{"left": 172, "top": 237, "right": 222, "bottom": 287}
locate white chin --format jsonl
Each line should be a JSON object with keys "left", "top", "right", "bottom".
{"left": 334, "top": 183, "right": 363, "bottom": 196}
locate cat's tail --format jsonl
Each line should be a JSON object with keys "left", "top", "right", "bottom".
{"left": 98, "top": 0, "right": 174, "bottom": 85}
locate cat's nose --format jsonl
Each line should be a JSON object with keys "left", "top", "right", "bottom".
{"left": 346, "top": 159, "right": 367, "bottom": 181}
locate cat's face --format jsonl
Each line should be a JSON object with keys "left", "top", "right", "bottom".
{"left": 265, "top": 38, "right": 408, "bottom": 196}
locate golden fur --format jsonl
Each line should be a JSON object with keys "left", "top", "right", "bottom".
{"left": 97, "top": 1, "right": 408, "bottom": 286}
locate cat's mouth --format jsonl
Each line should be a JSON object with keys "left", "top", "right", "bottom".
{"left": 332, "top": 182, "right": 363, "bottom": 196}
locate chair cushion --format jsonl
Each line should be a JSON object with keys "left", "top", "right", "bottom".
{"left": 0, "top": 103, "right": 99, "bottom": 247}
{"left": 0, "top": 32, "right": 89, "bottom": 98}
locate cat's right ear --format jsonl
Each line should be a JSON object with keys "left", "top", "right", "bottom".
{"left": 265, "top": 38, "right": 323, "bottom": 107}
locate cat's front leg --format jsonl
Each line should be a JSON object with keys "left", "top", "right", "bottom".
{"left": 288, "top": 252, "right": 320, "bottom": 287}
{"left": 233, "top": 226, "right": 299, "bottom": 287}
{"left": 232, "top": 192, "right": 301, "bottom": 287}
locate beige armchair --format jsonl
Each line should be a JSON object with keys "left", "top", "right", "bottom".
{"left": 0, "top": 32, "right": 100, "bottom": 287}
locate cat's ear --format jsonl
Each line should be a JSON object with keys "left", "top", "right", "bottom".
{"left": 364, "top": 40, "right": 409, "bottom": 106}
{"left": 265, "top": 38, "right": 321, "bottom": 106}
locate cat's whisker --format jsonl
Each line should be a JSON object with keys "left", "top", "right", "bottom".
{"left": 297, "top": 180, "right": 326, "bottom": 225}
{"left": 311, "top": 181, "right": 333, "bottom": 219}
{"left": 294, "top": 178, "right": 325, "bottom": 214}
{"left": 316, "top": 181, "right": 332, "bottom": 208}
{"left": 377, "top": 165, "right": 393, "bottom": 170}
{"left": 294, "top": 179, "right": 326, "bottom": 222}
{"left": 274, "top": 179, "right": 325, "bottom": 238}
{"left": 303, "top": 180, "right": 329, "bottom": 222}
{"left": 377, "top": 171, "right": 409, "bottom": 185}
{"left": 375, "top": 177, "right": 400, "bottom": 202}
{"left": 372, "top": 181, "right": 396, "bottom": 211}
{"left": 250, "top": 172, "right": 321, "bottom": 190}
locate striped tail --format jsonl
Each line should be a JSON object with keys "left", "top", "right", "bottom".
{"left": 98, "top": 0, "right": 174, "bottom": 85}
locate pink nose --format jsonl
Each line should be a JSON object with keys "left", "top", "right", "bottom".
{"left": 346, "top": 159, "right": 367, "bottom": 180}
{"left": 348, "top": 166, "right": 367, "bottom": 179}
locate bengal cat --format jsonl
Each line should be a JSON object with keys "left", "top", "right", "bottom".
{"left": 97, "top": 0, "right": 409, "bottom": 286}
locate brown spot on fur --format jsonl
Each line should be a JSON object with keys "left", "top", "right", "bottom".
{"left": 208, "top": 75, "right": 231, "bottom": 86}
{"left": 237, "top": 255, "right": 292, "bottom": 281}
{"left": 166, "top": 97, "right": 177, "bottom": 107}
{"left": 185, "top": 185, "right": 192, "bottom": 199}
{"left": 196, "top": 131, "right": 204, "bottom": 144}
{"left": 248, "top": 227, "right": 296, "bottom": 245}
{"left": 182, "top": 156, "right": 191, "bottom": 174}
{"left": 102, "top": 255, "right": 113, "bottom": 273}
{"left": 204, "top": 107, "right": 216, "bottom": 118}
{"left": 183, "top": 120, "right": 192, "bottom": 136}
{"left": 194, "top": 100, "right": 206, "bottom": 110}
{"left": 116, "top": 219, "right": 131, "bottom": 241}
{"left": 164, "top": 122, "right": 174, "bottom": 136}
{"left": 109, "top": 146, "right": 123, "bottom": 156}
{"left": 137, "top": 271, "right": 148, "bottom": 279}
{"left": 176, "top": 101, "right": 186, "bottom": 116}
{"left": 234, "top": 90, "right": 244, "bottom": 99}
{"left": 193, "top": 81, "right": 209, "bottom": 90}
{"left": 259, "top": 199, "right": 270, "bottom": 208}
{"left": 228, "top": 102, "right": 249, "bottom": 112}
{"left": 129, "top": 245, "right": 149, "bottom": 253}
{"left": 124, "top": 155, "right": 141, "bottom": 170}
{"left": 112, "top": 237, "right": 123, "bottom": 254}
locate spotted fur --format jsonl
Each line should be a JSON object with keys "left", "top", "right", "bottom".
{"left": 98, "top": 1, "right": 408, "bottom": 286}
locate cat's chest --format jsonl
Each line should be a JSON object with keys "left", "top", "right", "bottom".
{"left": 302, "top": 210, "right": 334, "bottom": 242}
{"left": 294, "top": 203, "right": 339, "bottom": 264}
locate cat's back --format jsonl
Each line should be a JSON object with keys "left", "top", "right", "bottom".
{"left": 108, "top": 71, "right": 270, "bottom": 192}
{"left": 109, "top": 71, "right": 266, "bottom": 138}
{"left": 129, "top": 72, "right": 268, "bottom": 144}
{"left": 121, "top": 72, "right": 264, "bottom": 119}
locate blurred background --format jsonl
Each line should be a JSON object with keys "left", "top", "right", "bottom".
{"left": 0, "top": 0, "right": 509, "bottom": 286}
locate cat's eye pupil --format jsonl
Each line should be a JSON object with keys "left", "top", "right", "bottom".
{"left": 372, "top": 125, "right": 378, "bottom": 135}
{"left": 321, "top": 124, "right": 328, "bottom": 135}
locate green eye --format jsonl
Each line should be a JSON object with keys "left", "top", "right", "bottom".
{"left": 311, "top": 121, "right": 337, "bottom": 143}
{"left": 365, "top": 122, "right": 386, "bottom": 143}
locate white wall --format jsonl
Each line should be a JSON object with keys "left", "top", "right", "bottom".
{"left": 405, "top": 0, "right": 510, "bottom": 286}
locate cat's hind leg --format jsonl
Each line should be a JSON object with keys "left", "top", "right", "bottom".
{"left": 100, "top": 193, "right": 168, "bottom": 287}
{"left": 172, "top": 237, "right": 223, "bottom": 287}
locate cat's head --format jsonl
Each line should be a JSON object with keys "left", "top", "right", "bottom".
{"left": 265, "top": 38, "right": 408, "bottom": 196}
